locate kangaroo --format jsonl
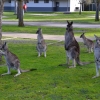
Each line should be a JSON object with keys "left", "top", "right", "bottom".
{"left": 63, "top": 21, "right": 83, "bottom": 68}
{"left": 36, "top": 28, "right": 47, "bottom": 57}
{"left": 92, "top": 35, "right": 100, "bottom": 78}
{"left": 80, "top": 33, "right": 94, "bottom": 53}
{"left": 60, "top": 21, "right": 93, "bottom": 68}
{"left": 0, "top": 42, "right": 37, "bottom": 77}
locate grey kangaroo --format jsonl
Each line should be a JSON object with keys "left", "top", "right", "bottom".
{"left": 61, "top": 21, "right": 93, "bottom": 68}
{"left": 92, "top": 35, "right": 100, "bottom": 78}
{"left": 64, "top": 21, "right": 83, "bottom": 68}
{"left": 80, "top": 33, "right": 94, "bottom": 53}
{"left": 36, "top": 28, "right": 47, "bottom": 57}
{"left": 0, "top": 42, "right": 37, "bottom": 77}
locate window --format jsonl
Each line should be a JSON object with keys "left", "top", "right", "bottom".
{"left": 24, "top": 0, "right": 29, "bottom": 3}
{"left": 8, "top": 0, "right": 11, "bottom": 3}
{"left": 26, "top": 0, "right": 29, "bottom": 3}
{"left": 34, "top": 0, "right": 39, "bottom": 3}
{"left": 44, "top": 0, "right": 49, "bottom": 3}
{"left": 92, "top": 0, "right": 95, "bottom": 3}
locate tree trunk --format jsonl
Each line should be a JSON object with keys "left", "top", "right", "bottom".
{"left": 95, "top": 1, "right": 99, "bottom": 21}
{"left": 0, "top": 0, "right": 3, "bottom": 40}
{"left": 79, "top": 3, "right": 82, "bottom": 15}
{"left": 18, "top": 0, "right": 24, "bottom": 27}
{"left": 14, "top": 0, "right": 17, "bottom": 15}
{"left": 0, "top": 0, "right": 4, "bottom": 61}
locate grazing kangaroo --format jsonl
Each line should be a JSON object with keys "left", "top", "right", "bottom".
{"left": 80, "top": 33, "right": 94, "bottom": 53}
{"left": 36, "top": 28, "right": 47, "bottom": 57}
{"left": 92, "top": 35, "right": 100, "bottom": 78}
{"left": 0, "top": 42, "right": 37, "bottom": 77}
{"left": 60, "top": 21, "right": 93, "bottom": 68}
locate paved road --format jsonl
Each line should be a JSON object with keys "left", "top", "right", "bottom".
{"left": 2, "top": 21, "right": 100, "bottom": 28}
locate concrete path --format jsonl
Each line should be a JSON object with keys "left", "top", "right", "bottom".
{"left": 2, "top": 32, "right": 95, "bottom": 42}
{"left": 2, "top": 21, "right": 100, "bottom": 28}
{"left": 2, "top": 21, "right": 97, "bottom": 42}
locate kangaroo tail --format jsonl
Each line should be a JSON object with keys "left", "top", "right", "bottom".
{"left": 75, "top": 57, "right": 83, "bottom": 65}
{"left": 20, "top": 68, "right": 37, "bottom": 73}
{"left": 76, "top": 57, "right": 94, "bottom": 65}
{"left": 81, "top": 61, "right": 94, "bottom": 65}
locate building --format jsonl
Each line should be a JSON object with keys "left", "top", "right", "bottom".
{"left": 4, "top": 0, "right": 81, "bottom": 12}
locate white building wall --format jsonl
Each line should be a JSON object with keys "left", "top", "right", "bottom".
{"left": 4, "top": 0, "right": 81, "bottom": 12}
{"left": 70, "top": 0, "right": 80, "bottom": 12}
{"left": 4, "top": 2, "right": 11, "bottom": 7}
{"left": 4, "top": 0, "right": 14, "bottom": 7}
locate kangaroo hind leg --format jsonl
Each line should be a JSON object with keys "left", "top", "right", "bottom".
{"left": 69, "top": 59, "right": 76, "bottom": 68}
{"left": 14, "top": 62, "right": 21, "bottom": 77}
{"left": 14, "top": 68, "right": 21, "bottom": 77}
{"left": 1, "top": 65, "right": 11, "bottom": 76}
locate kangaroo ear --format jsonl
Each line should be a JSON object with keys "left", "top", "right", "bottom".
{"left": 83, "top": 33, "right": 85, "bottom": 35}
{"left": 94, "top": 35, "right": 98, "bottom": 39}
{"left": 38, "top": 28, "right": 41, "bottom": 30}
{"left": 4, "top": 42, "right": 7, "bottom": 46}
{"left": 2, "top": 42, "right": 7, "bottom": 49}
{"left": 71, "top": 21, "right": 73, "bottom": 25}
{"left": 67, "top": 20, "right": 69, "bottom": 24}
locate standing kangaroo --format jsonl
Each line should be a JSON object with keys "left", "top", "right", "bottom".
{"left": 61, "top": 21, "right": 93, "bottom": 68}
{"left": 36, "top": 28, "right": 47, "bottom": 57}
{"left": 0, "top": 42, "right": 37, "bottom": 77}
{"left": 64, "top": 21, "right": 83, "bottom": 68}
{"left": 92, "top": 35, "right": 100, "bottom": 78}
{"left": 80, "top": 33, "right": 94, "bottom": 53}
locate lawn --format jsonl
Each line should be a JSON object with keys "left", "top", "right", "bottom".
{"left": 0, "top": 39, "right": 99, "bottom": 100}
{"left": 2, "top": 11, "right": 100, "bottom": 37}
{"left": 2, "top": 11, "right": 100, "bottom": 24}
{"left": 2, "top": 25, "right": 100, "bottom": 37}
{"left": 1, "top": 11, "right": 100, "bottom": 100}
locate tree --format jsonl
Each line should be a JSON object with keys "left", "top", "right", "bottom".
{"left": 17, "top": 0, "right": 24, "bottom": 27}
{"left": 0, "top": 0, "right": 5, "bottom": 61}
{"left": 95, "top": 0, "right": 100, "bottom": 21}
{"left": 79, "top": 0, "right": 86, "bottom": 14}
{"left": 16, "top": 0, "right": 28, "bottom": 26}
{"left": 14, "top": 0, "right": 17, "bottom": 15}
{"left": 0, "top": 0, "right": 4, "bottom": 40}
{"left": 86, "top": 0, "right": 100, "bottom": 21}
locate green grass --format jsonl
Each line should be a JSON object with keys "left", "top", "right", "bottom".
{"left": 2, "top": 11, "right": 100, "bottom": 24}
{"left": 0, "top": 40, "right": 99, "bottom": 100}
{"left": 1, "top": 11, "right": 100, "bottom": 99}
{"left": 2, "top": 25, "right": 100, "bottom": 37}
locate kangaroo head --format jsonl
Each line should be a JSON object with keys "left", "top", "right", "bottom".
{"left": 0, "top": 42, "right": 8, "bottom": 55}
{"left": 36, "top": 28, "right": 42, "bottom": 34}
{"left": 80, "top": 33, "right": 85, "bottom": 38}
{"left": 66, "top": 21, "right": 73, "bottom": 31}
{"left": 94, "top": 35, "right": 100, "bottom": 45}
